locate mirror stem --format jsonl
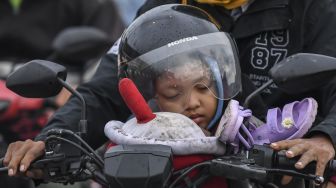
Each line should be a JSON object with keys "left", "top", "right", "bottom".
{"left": 57, "top": 77, "right": 87, "bottom": 136}
{"left": 243, "top": 79, "right": 274, "bottom": 109}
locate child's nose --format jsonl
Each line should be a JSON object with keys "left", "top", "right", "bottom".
{"left": 186, "top": 91, "right": 201, "bottom": 110}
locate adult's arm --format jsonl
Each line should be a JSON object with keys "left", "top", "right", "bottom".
{"left": 271, "top": 0, "right": 336, "bottom": 179}
{"left": 302, "top": 0, "right": 336, "bottom": 146}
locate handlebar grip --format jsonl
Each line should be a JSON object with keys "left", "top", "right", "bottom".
{"left": 0, "top": 157, "right": 4, "bottom": 168}
{"left": 275, "top": 151, "right": 336, "bottom": 177}
{"left": 0, "top": 157, "right": 8, "bottom": 173}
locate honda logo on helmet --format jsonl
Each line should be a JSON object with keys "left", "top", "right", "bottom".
{"left": 167, "top": 36, "right": 198, "bottom": 47}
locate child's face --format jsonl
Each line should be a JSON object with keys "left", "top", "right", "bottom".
{"left": 154, "top": 62, "right": 218, "bottom": 130}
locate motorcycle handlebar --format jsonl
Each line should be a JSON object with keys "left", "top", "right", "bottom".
{"left": 0, "top": 157, "right": 8, "bottom": 173}
{"left": 243, "top": 145, "right": 336, "bottom": 184}
{"left": 209, "top": 145, "right": 336, "bottom": 185}
{"left": 275, "top": 150, "right": 336, "bottom": 177}
{"left": 1, "top": 144, "right": 336, "bottom": 185}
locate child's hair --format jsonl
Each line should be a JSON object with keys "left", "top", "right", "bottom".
{"left": 154, "top": 52, "right": 214, "bottom": 80}
{"left": 128, "top": 51, "right": 218, "bottom": 101}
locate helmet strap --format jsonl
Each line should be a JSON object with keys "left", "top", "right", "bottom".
{"left": 206, "top": 57, "right": 224, "bottom": 130}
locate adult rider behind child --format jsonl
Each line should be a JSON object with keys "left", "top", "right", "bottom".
{"left": 4, "top": 0, "right": 336, "bottom": 187}
{"left": 136, "top": 0, "right": 336, "bottom": 186}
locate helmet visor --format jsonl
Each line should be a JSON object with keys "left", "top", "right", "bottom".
{"left": 121, "top": 32, "right": 241, "bottom": 113}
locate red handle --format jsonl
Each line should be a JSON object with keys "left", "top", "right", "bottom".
{"left": 119, "top": 78, "right": 156, "bottom": 124}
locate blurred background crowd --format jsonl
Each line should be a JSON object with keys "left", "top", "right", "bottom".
{"left": 0, "top": 0, "right": 144, "bottom": 187}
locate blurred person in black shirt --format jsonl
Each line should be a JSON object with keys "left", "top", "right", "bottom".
{"left": 0, "top": 0, "right": 124, "bottom": 63}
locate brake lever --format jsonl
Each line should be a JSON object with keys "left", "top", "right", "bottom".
{"left": 29, "top": 153, "right": 66, "bottom": 169}
{"left": 0, "top": 157, "right": 7, "bottom": 172}
{"left": 266, "top": 168, "right": 325, "bottom": 185}
{"left": 0, "top": 165, "right": 8, "bottom": 173}
{"left": 209, "top": 155, "right": 269, "bottom": 184}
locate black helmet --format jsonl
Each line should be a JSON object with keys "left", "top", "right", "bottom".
{"left": 118, "top": 4, "right": 221, "bottom": 63}
{"left": 118, "top": 4, "right": 241, "bottom": 129}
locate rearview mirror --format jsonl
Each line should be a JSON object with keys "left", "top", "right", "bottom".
{"left": 270, "top": 53, "right": 336, "bottom": 94}
{"left": 6, "top": 60, "right": 67, "bottom": 98}
{"left": 244, "top": 53, "right": 336, "bottom": 108}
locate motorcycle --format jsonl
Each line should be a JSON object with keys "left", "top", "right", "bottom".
{"left": 1, "top": 53, "right": 336, "bottom": 188}
{"left": 0, "top": 27, "right": 112, "bottom": 143}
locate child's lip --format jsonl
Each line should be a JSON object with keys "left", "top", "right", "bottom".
{"left": 189, "top": 114, "right": 204, "bottom": 124}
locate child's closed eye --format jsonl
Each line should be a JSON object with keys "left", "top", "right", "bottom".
{"left": 163, "top": 91, "right": 183, "bottom": 100}
{"left": 196, "top": 84, "right": 208, "bottom": 90}
{"left": 195, "top": 81, "right": 213, "bottom": 91}
{"left": 164, "top": 94, "right": 180, "bottom": 100}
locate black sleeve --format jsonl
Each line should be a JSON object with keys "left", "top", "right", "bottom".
{"left": 306, "top": 78, "right": 336, "bottom": 146}
{"left": 35, "top": 54, "right": 130, "bottom": 149}
{"left": 304, "top": 0, "right": 336, "bottom": 57}
{"left": 302, "top": 0, "right": 336, "bottom": 146}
